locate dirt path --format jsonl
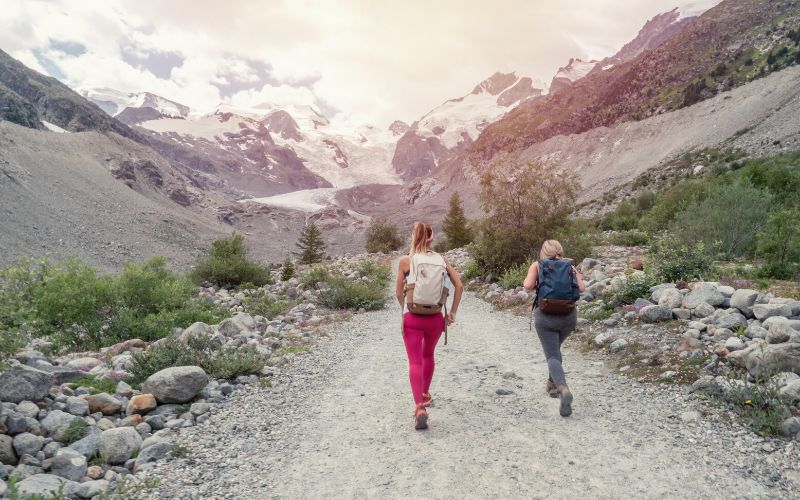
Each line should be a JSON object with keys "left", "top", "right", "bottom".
{"left": 140, "top": 291, "right": 797, "bottom": 499}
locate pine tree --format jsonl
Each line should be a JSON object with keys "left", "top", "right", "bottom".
{"left": 294, "top": 222, "right": 326, "bottom": 264}
{"left": 281, "top": 256, "right": 296, "bottom": 281}
{"left": 441, "top": 192, "right": 473, "bottom": 250}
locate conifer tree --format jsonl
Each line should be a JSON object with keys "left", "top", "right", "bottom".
{"left": 281, "top": 256, "right": 296, "bottom": 281}
{"left": 441, "top": 192, "right": 473, "bottom": 250}
{"left": 294, "top": 222, "right": 326, "bottom": 264}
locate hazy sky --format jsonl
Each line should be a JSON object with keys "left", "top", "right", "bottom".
{"left": 1, "top": 0, "right": 721, "bottom": 128}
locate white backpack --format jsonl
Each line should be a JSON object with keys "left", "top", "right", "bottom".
{"left": 405, "top": 251, "right": 449, "bottom": 315}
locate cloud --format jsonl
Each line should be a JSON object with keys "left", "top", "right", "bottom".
{"left": 0, "top": 0, "right": 722, "bottom": 127}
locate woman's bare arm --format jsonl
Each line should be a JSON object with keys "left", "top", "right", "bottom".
{"left": 573, "top": 265, "right": 586, "bottom": 293}
{"left": 445, "top": 259, "right": 463, "bottom": 316}
{"left": 395, "top": 256, "right": 410, "bottom": 305}
{"left": 523, "top": 261, "right": 539, "bottom": 291}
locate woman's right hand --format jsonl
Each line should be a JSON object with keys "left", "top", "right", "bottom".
{"left": 446, "top": 312, "right": 456, "bottom": 326}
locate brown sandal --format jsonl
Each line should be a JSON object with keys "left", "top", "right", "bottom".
{"left": 413, "top": 404, "right": 428, "bottom": 430}
{"left": 421, "top": 392, "right": 433, "bottom": 407}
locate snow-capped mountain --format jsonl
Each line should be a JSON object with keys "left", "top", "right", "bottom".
{"left": 549, "top": 58, "right": 598, "bottom": 94}
{"left": 83, "top": 88, "right": 189, "bottom": 119}
{"left": 392, "top": 72, "right": 544, "bottom": 181}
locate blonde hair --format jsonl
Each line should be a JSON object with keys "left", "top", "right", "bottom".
{"left": 540, "top": 239, "right": 564, "bottom": 260}
{"left": 410, "top": 222, "right": 433, "bottom": 255}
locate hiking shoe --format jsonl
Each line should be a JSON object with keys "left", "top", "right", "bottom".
{"left": 413, "top": 404, "right": 429, "bottom": 430}
{"left": 546, "top": 378, "right": 559, "bottom": 399}
{"left": 422, "top": 392, "right": 433, "bottom": 407}
{"left": 558, "top": 385, "right": 573, "bottom": 417}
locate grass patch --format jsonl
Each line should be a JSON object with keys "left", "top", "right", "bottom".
{"left": 71, "top": 376, "right": 119, "bottom": 395}
{"left": 724, "top": 371, "right": 793, "bottom": 436}
{"left": 243, "top": 294, "right": 291, "bottom": 319}
{"left": 62, "top": 418, "right": 88, "bottom": 445}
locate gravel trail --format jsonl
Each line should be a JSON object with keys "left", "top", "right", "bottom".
{"left": 140, "top": 291, "right": 799, "bottom": 499}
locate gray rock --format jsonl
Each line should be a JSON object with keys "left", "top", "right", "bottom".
{"left": 745, "top": 325, "right": 768, "bottom": 339}
{"left": 724, "top": 336, "right": 745, "bottom": 351}
{"left": 730, "top": 289, "right": 759, "bottom": 317}
{"left": 115, "top": 381, "right": 133, "bottom": 397}
{"left": 658, "top": 288, "right": 684, "bottom": 309}
{"left": 5, "top": 411, "right": 28, "bottom": 435}
{"left": 746, "top": 342, "right": 800, "bottom": 377}
{"left": 15, "top": 401, "right": 40, "bottom": 419}
{"left": 65, "top": 396, "right": 89, "bottom": 416}
{"left": 15, "top": 474, "right": 77, "bottom": 497}
{"left": 717, "top": 285, "right": 735, "bottom": 298}
{"left": 683, "top": 283, "right": 724, "bottom": 309}
{"left": 495, "top": 388, "right": 514, "bottom": 396}
{"left": 40, "top": 410, "right": 79, "bottom": 442}
{"left": 688, "top": 321, "right": 707, "bottom": 332}
{"left": 12, "top": 433, "right": 44, "bottom": 457}
{"left": 217, "top": 318, "right": 248, "bottom": 337}
{"left": 672, "top": 308, "right": 691, "bottom": 320}
{"left": 779, "top": 380, "right": 800, "bottom": 400}
{"left": 693, "top": 302, "right": 715, "bottom": 318}
{"left": 42, "top": 441, "right": 62, "bottom": 458}
{"left": 594, "top": 332, "right": 614, "bottom": 347}
{"left": 715, "top": 312, "right": 747, "bottom": 331}
{"left": 14, "top": 464, "right": 44, "bottom": 480}
{"left": 144, "top": 414, "right": 165, "bottom": 430}
{"left": 779, "top": 417, "right": 800, "bottom": 437}
{"left": 680, "top": 410, "right": 701, "bottom": 422}
{"left": 190, "top": 402, "right": 211, "bottom": 416}
{"left": 179, "top": 322, "right": 214, "bottom": 343}
{"left": 135, "top": 441, "right": 171, "bottom": 467}
{"left": 141, "top": 436, "right": 167, "bottom": 450}
{"left": 753, "top": 303, "right": 793, "bottom": 321}
{"left": 164, "top": 418, "right": 186, "bottom": 429}
{"left": 75, "top": 479, "right": 110, "bottom": 498}
{"left": 50, "top": 448, "right": 87, "bottom": 481}
{"left": 0, "top": 435, "right": 16, "bottom": 465}
{"left": 639, "top": 305, "right": 673, "bottom": 323}
{"left": 141, "top": 366, "right": 208, "bottom": 404}
{"left": 99, "top": 427, "right": 142, "bottom": 464}
{"left": 609, "top": 339, "right": 628, "bottom": 352}
{"left": 0, "top": 365, "right": 54, "bottom": 403}
{"left": 68, "top": 428, "right": 101, "bottom": 458}
{"left": 767, "top": 322, "right": 794, "bottom": 344}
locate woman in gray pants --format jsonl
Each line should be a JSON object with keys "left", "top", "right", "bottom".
{"left": 523, "top": 240, "right": 586, "bottom": 417}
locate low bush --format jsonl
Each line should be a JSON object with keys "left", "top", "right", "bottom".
{"left": 602, "top": 271, "right": 655, "bottom": 309}
{"left": 190, "top": 233, "right": 272, "bottom": 288}
{"left": 71, "top": 376, "right": 119, "bottom": 395}
{"left": 499, "top": 263, "right": 529, "bottom": 289}
{"left": 553, "top": 218, "right": 596, "bottom": 264}
{"left": 243, "top": 294, "right": 290, "bottom": 319}
{"left": 357, "top": 260, "right": 391, "bottom": 287}
{"left": 725, "top": 371, "right": 793, "bottom": 436}
{"left": 317, "top": 277, "right": 387, "bottom": 311}
{"left": 0, "top": 257, "right": 228, "bottom": 354}
{"left": 461, "top": 260, "right": 485, "bottom": 281}
{"left": 301, "top": 265, "right": 330, "bottom": 287}
{"left": 129, "top": 335, "right": 267, "bottom": 385}
{"left": 607, "top": 230, "right": 650, "bottom": 247}
{"left": 757, "top": 206, "right": 800, "bottom": 280}
{"left": 649, "top": 237, "right": 716, "bottom": 282}
{"left": 62, "top": 418, "right": 88, "bottom": 445}
{"left": 365, "top": 218, "right": 404, "bottom": 254}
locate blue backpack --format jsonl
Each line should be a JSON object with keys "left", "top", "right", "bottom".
{"left": 535, "top": 258, "right": 580, "bottom": 315}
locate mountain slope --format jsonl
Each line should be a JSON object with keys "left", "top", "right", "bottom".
{"left": 391, "top": 72, "right": 544, "bottom": 181}
{"left": 0, "top": 49, "right": 138, "bottom": 140}
{"left": 468, "top": 0, "right": 800, "bottom": 162}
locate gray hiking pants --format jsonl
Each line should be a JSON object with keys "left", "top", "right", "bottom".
{"left": 534, "top": 308, "right": 578, "bottom": 386}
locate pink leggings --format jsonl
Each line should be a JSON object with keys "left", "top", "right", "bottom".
{"left": 402, "top": 312, "right": 445, "bottom": 405}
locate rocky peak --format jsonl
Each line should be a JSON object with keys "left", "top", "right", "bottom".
{"left": 388, "top": 120, "right": 410, "bottom": 136}
{"left": 471, "top": 72, "right": 519, "bottom": 96}
{"left": 549, "top": 58, "right": 599, "bottom": 94}
{"left": 263, "top": 110, "right": 303, "bottom": 141}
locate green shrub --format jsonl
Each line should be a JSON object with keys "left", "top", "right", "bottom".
{"left": 243, "top": 294, "right": 290, "bottom": 319}
{"left": 499, "top": 262, "right": 529, "bottom": 289}
{"left": 71, "top": 376, "right": 119, "bottom": 395}
{"left": 553, "top": 218, "right": 596, "bottom": 264}
{"left": 649, "top": 237, "right": 716, "bottom": 282}
{"left": 639, "top": 179, "right": 709, "bottom": 234}
{"left": 757, "top": 207, "right": 800, "bottom": 279}
{"left": 602, "top": 271, "right": 655, "bottom": 308}
{"left": 725, "top": 372, "right": 793, "bottom": 436}
{"left": 472, "top": 160, "right": 578, "bottom": 274}
{"left": 191, "top": 233, "right": 272, "bottom": 288}
{"left": 357, "top": 260, "right": 391, "bottom": 287}
{"left": 301, "top": 265, "right": 330, "bottom": 287}
{"left": 461, "top": 260, "right": 484, "bottom": 281}
{"left": 129, "top": 335, "right": 268, "bottom": 384}
{"left": 670, "top": 179, "right": 773, "bottom": 258}
{"left": 281, "top": 257, "right": 295, "bottom": 281}
{"left": 0, "top": 256, "right": 227, "bottom": 353}
{"left": 608, "top": 230, "right": 650, "bottom": 247}
{"left": 365, "top": 217, "right": 404, "bottom": 254}
{"left": 317, "top": 277, "right": 387, "bottom": 311}
{"left": 62, "top": 418, "right": 88, "bottom": 445}
{"left": 294, "top": 222, "right": 327, "bottom": 264}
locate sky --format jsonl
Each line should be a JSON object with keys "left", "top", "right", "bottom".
{"left": 0, "top": 0, "right": 722, "bottom": 128}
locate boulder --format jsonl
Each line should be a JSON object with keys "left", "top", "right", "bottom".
{"left": 593, "top": 332, "right": 614, "bottom": 347}
{"left": 15, "top": 474, "right": 76, "bottom": 497}
{"left": 50, "top": 448, "right": 87, "bottom": 481}
{"left": 64, "top": 357, "right": 103, "bottom": 370}
{"left": 717, "top": 285, "right": 735, "bottom": 298}
{"left": 217, "top": 318, "right": 248, "bottom": 337}
{"left": 12, "top": 433, "right": 44, "bottom": 457}
{"left": 126, "top": 394, "right": 157, "bottom": 415}
{"left": 142, "top": 366, "right": 208, "bottom": 404}
{"left": 179, "top": 322, "right": 214, "bottom": 343}
{"left": 779, "top": 380, "right": 800, "bottom": 400}
{"left": 68, "top": 428, "right": 102, "bottom": 458}
{"left": 672, "top": 308, "right": 691, "bottom": 320}
{"left": 0, "top": 365, "right": 54, "bottom": 403}
{"left": 99, "top": 427, "right": 142, "bottom": 464}
{"left": 0, "top": 435, "right": 16, "bottom": 465}
{"left": 15, "top": 401, "right": 40, "bottom": 419}
{"left": 730, "top": 289, "right": 759, "bottom": 317}
{"left": 767, "top": 322, "right": 794, "bottom": 344}
{"left": 746, "top": 342, "right": 800, "bottom": 377}
{"left": 658, "top": 288, "right": 683, "bottom": 309}
{"left": 65, "top": 396, "right": 89, "bottom": 416}
{"left": 232, "top": 312, "right": 256, "bottom": 329}
{"left": 40, "top": 410, "right": 79, "bottom": 441}
{"left": 745, "top": 325, "right": 768, "bottom": 339}
{"left": 779, "top": 417, "right": 800, "bottom": 437}
{"left": 83, "top": 393, "right": 122, "bottom": 416}
{"left": 693, "top": 302, "right": 715, "bottom": 318}
{"left": 715, "top": 312, "right": 747, "bottom": 331}
{"left": 650, "top": 284, "right": 676, "bottom": 303}
{"left": 683, "top": 283, "right": 724, "bottom": 309}
{"left": 724, "top": 336, "right": 745, "bottom": 351}
{"left": 135, "top": 441, "right": 171, "bottom": 469}
{"left": 753, "top": 303, "right": 793, "bottom": 321}
{"left": 75, "top": 479, "right": 111, "bottom": 498}
{"left": 639, "top": 305, "right": 673, "bottom": 323}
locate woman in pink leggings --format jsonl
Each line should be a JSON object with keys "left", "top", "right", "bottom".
{"left": 395, "top": 222, "right": 463, "bottom": 430}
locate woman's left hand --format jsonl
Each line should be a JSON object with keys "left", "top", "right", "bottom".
{"left": 447, "top": 312, "right": 456, "bottom": 325}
